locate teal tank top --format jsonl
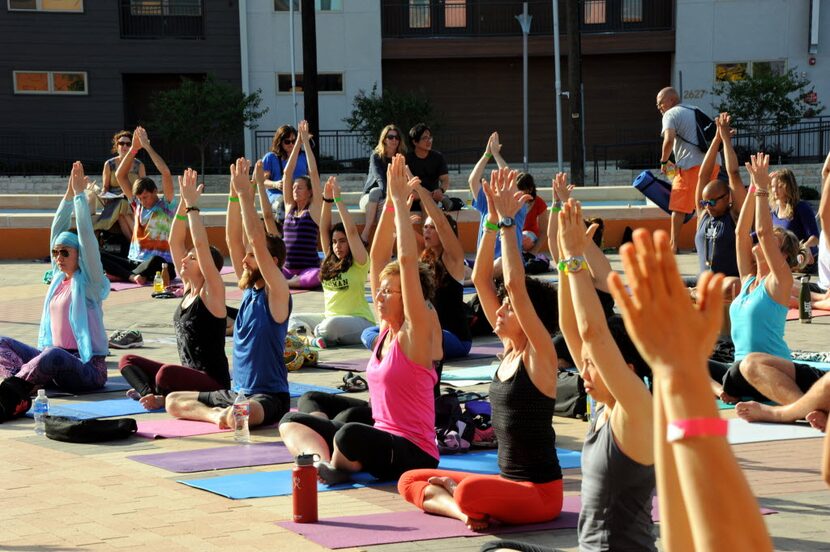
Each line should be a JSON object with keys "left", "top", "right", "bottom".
{"left": 729, "top": 276, "right": 790, "bottom": 362}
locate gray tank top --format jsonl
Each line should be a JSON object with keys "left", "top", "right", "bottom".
{"left": 578, "top": 406, "right": 657, "bottom": 552}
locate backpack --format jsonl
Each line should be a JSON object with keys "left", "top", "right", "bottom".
{"left": 554, "top": 369, "right": 589, "bottom": 421}
{"left": 678, "top": 105, "right": 716, "bottom": 151}
{"left": 434, "top": 389, "right": 476, "bottom": 453}
{"left": 466, "top": 294, "right": 494, "bottom": 337}
{"left": 0, "top": 377, "right": 34, "bottom": 423}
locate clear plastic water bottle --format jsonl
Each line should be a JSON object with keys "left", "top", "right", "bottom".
{"left": 233, "top": 392, "right": 250, "bottom": 443}
{"left": 33, "top": 389, "right": 49, "bottom": 435}
{"left": 153, "top": 271, "right": 164, "bottom": 293}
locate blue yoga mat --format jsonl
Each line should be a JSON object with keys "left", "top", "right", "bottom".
{"left": 25, "top": 398, "right": 164, "bottom": 420}
{"left": 44, "top": 375, "right": 131, "bottom": 398}
{"left": 441, "top": 364, "right": 497, "bottom": 381}
{"left": 289, "top": 382, "right": 343, "bottom": 398}
{"left": 800, "top": 360, "right": 830, "bottom": 372}
{"left": 179, "top": 469, "right": 389, "bottom": 499}
{"left": 438, "top": 448, "right": 581, "bottom": 473}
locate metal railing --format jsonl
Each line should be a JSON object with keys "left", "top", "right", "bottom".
{"left": 381, "top": 0, "right": 673, "bottom": 38}
{"left": 255, "top": 129, "right": 373, "bottom": 173}
{"left": 119, "top": 0, "right": 205, "bottom": 39}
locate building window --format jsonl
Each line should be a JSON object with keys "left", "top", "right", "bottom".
{"left": 273, "top": 0, "right": 342, "bottom": 11}
{"left": 277, "top": 73, "right": 343, "bottom": 94}
{"left": 622, "top": 0, "right": 642, "bottom": 22}
{"left": 409, "top": 0, "right": 430, "bottom": 28}
{"left": 752, "top": 60, "right": 786, "bottom": 78}
{"left": 715, "top": 63, "right": 748, "bottom": 82}
{"left": 445, "top": 0, "right": 465, "bottom": 28}
{"left": 13, "top": 71, "right": 88, "bottom": 95}
{"left": 583, "top": 0, "right": 606, "bottom": 24}
{"left": 8, "top": 0, "right": 82, "bottom": 11}
{"left": 130, "top": 0, "right": 202, "bottom": 16}
{"left": 715, "top": 60, "right": 785, "bottom": 82}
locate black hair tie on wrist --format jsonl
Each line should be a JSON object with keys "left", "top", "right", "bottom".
{"left": 185, "top": 206, "right": 201, "bottom": 213}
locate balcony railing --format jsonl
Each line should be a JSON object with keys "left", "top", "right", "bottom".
{"left": 119, "top": 0, "right": 205, "bottom": 39}
{"left": 381, "top": 0, "right": 673, "bottom": 38}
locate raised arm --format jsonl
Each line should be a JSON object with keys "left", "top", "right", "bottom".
{"left": 560, "top": 199, "right": 652, "bottom": 464}
{"left": 745, "top": 153, "right": 793, "bottom": 302}
{"left": 180, "top": 168, "right": 226, "bottom": 318}
{"left": 136, "top": 127, "right": 174, "bottom": 202}
{"left": 468, "top": 132, "right": 500, "bottom": 198}
{"left": 547, "top": 172, "right": 573, "bottom": 270}
{"left": 388, "top": 154, "right": 432, "bottom": 367}
{"left": 69, "top": 162, "right": 109, "bottom": 301}
{"left": 225, "top": 173, "right": 245, "bottom": 281}
{"left": 412, "top": 180, "right": 465, "bottom": 280}
{"left": 232, "top": 158, "right": 290, "bottom": 324}
{"left": 695, "top": 118, "right": 723, "bottom": 219}
{"left": 330, "top": 177, "right": 368, "bottom": 266}
{"left": 298, "top": 120, "right": 324, "bottom": 223}
{"left": 320, "top": 178, "right": 334, "bottom": 256}
{"left": 734, "top": 173, "right": 757, "bottom": 281}
{"left": 280, "top": 128, "right": 303, "bottom": 212}
{"left": 718, "top": 113, "right": 746, "bottom": 219}
{"left": 253, "top": 160, "right": 279, "bottom": 236}
{"left": 470, "top": 174, "right": 502, "bottom": 330}
{"left": 608, "top": 229, "right": 772, "bottom": 552}
{"left": 369, "top": 194, "right": 397, "bottom": 315}
{"left": 168, "top": 182, "right": 188, "bottom": 278}
{"left": 491, "top": 168, "right": 558, "bottom": 366}
{"left": 114, "top": 128, "right": 142, "bottom": 200}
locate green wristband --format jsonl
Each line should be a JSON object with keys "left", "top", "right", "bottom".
{"left": 550, "top": 206, "right": 562, "bottom": 213}
{"left": 484, "top": 152, "right": 493, "bottom": 159}
{"left": 332, "top": 196, "right": 342, "bottom": 203}
{"left": 484, "top": 220, "right": 499, "bottom": 232}
{"left": 228, "top": 196, "right": 239, "bottom": 203}
{"left": 175, "top": 214, "right": 187, "bottom": 221}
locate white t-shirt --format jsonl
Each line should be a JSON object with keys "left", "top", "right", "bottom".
{"left": 819, "top": 231, "right": 830, "bottom": 291}
{"left": 661, "top": 104, "right": 719, "bottom": 169}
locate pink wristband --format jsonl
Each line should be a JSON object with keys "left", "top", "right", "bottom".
{"left": 386, "top": 204, "right": 394, "bottom": 213}
{"left": 748, "top": 184, "right": 756, "bottom": 195}
{"left": 666, "top": 418, "right": 728, "bottom": 443}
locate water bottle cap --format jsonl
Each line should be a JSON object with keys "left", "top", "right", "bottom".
{"left": 295, "top": 453, "right": 319, "bottom": 466}
{"left": 37, "top": 389, "right": 46, "bottom": 398}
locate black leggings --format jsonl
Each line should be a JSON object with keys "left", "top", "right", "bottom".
{"left": 279, "top": 412, "right": 438, "bottom": 480}
{"left": 297, "top": 391, "right": 373, "bottom": 425}
{"left": 100, "top": 251, "right": 175, "bottom": 282}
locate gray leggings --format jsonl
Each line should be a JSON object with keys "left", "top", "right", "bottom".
{"left": 288, "top": 313, "right": 374, "bottom": 346}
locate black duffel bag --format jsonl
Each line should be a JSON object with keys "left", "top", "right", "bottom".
{"left": 45, "top": 416, "right": 138, "bottom": 443}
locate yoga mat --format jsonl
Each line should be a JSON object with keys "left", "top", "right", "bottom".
{"left": 727, "top": 418, "right": 824, "bottom": 444}
{"left": 320, "top": 357, "right": 369, "bottom": 372}
{"left": 43, "top": 375, "right": 131, "bottom": 398}
{"left": 800, "top": 359, "right": 830, "bottom": 371}
{"left": 110, "top": 280, "right": 146, "bottom": 291}
{"left": 440, "top": 379, "right": 489, "bottom": 388}
{"left": 136, "top": 419, "right": 232, "bottom": 439}
{"left": 25, "top": 398, "right": 163, "bottom": 420}
{"left": 289, "top": 382, "right": 343, "bottom": 398}
{"left": 179, "top": 469, "right": 390, "bottom": 499}
{"left": 468, "top": 342, "right": 503, "bottom": 357}
{"left": 276, "top": 497, "right": 582, "bottom": 549}
{"left": 441, "top": 364, "right": 497, "bottom": 382}
{"left": 129, "top": 441, "right": 293, "bottom": 472}
{"left": 438, "top": 448, "right": 581, "bottom": 473}
{"left": 786, "top": 308, "right": 830, "bottom": 321}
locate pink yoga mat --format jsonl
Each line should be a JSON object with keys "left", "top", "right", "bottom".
{"left": 136, "top": 419, "right": 231, "bottom": 439}
{"left": 787, "top": 308, "right": 830, "bottom": 321}
{"left": 110, "top": 280, "right": 146, "bottom": 291}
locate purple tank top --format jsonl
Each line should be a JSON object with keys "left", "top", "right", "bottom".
{"left": 283, "top": 208, "right": 320, "bottom": 270}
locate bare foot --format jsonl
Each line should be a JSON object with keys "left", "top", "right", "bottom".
{"left": 805, "top": 410, "right": 828, "bottom": 432}
{"left": 427, "top": 476, "right": 458, "bottom": 496}
{"left": 735, "top": 401, "right": 782, "bottom": 423}
{"left": 130, "top": 274, "right": 147, "bottom": 285}
{"left": 719, "top": 391, "right": 740, "bottom": 404}
{"left": 213, "top": 406, "right": 233, "bottom": 429}
{"left": 317, "top": 461, "right": 352, "bottom": 485}
{"left": 139, "top": 394, "right": 165, "bottom": 411}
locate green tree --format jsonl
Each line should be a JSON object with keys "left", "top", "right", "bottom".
{"left": 151, "top": 75, "right": 268, "bottom": 176}
{"left": 712, "top": 67, "right": 824, "bottom": 151}
{"left": 343, "top": 84, "right": 437, "bottom": 149}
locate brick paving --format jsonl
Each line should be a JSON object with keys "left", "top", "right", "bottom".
{"left": 0, "top": 253, "right": 828, "bottom": 551}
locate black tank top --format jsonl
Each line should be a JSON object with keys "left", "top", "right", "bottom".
{"left": 173, "top": 294, "right": 230, "bottom": 388}
{"left": 432, "top": 259, "right": 472, "bottom": 343}
{"left": 489, "top": 357, "right": 562, "bottom": 483}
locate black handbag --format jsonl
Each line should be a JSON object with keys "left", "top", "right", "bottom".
{"left": 45, "top": 416, "right": 138, "bottom": 443}
{"left": 554, "top": 369, "right": 588, "bottom": 421}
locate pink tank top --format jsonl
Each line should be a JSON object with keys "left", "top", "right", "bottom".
{"left": 366, "top": 329, "right": 439, "bottom": 460}
{"left": 49, "top": 279, "right": 106, "bottom": 352}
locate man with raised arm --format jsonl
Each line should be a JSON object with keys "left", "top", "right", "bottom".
{"left": 165, "top": 158, "right": 292, "bottom": 429}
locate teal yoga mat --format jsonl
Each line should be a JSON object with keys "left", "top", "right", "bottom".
{"left": 289, "top": 382, "right": 343, "bottom": 397}
{"left": 440, "top": 364, "right": 497, "bottom": 381}
{"left": 800, "top": 360, "right": 830, "bottom": 371}
{"left": 25, "top": 398, "right": 163, "bottom": 420}
{"left": 439, "top": 448, "right": 581, "bottom": 473}
{"left": 179, "top": 469, "right": 389, "bottom": 499}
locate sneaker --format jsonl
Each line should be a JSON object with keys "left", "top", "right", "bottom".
{"left": 109, "top": 330, "right": 143, "bottom": 349}
{"left": 312, "top": 336, "right": 327, "bottom": 349}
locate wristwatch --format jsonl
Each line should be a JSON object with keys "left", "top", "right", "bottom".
{"left": 497, "top": 217, "right": 515, "bottom": 229}
{"left": 558, "top": 256, "right": 588, "bottom": 274}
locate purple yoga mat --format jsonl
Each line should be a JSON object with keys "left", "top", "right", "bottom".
{"left": 129, "top": 442, "right": 293, "bottom": 473}
{"left": 110, "top": 280, "right": 146, "bottom": 291}
{"left": 136, "top": 419, "right": 231, "bottom": 439}
{"left": 277, "top": 496, "right": 582, "bottom": 549}
{"left": 468, "top": 342, "right": 503, "bottom": 356}
{"left": 322, "top": 358, "right": 369, "bottom": 372}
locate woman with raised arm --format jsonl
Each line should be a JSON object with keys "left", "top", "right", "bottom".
{"left": 398, "top": 168, "right": 563, "bottom": 530}
{"left": 557, "top": 199, "right": 655, "bottom": 551}
{"left": 359, "top": 124, "right": 407, "bottom": 244}
{"left": 607, "top": 228, "right": 773, "bottom": 552}
{"left": 280, "top": 120, "right": 324, "bottom": 289}
{"left": 119, "top": 169, "right": 229, "bottom": 410}
{"left": 262, "top": 124, "right": 309, "bottom": 222}
{"left": 279, "top": 154, "right": 440, "bottom": 484}
{"left": 719, "top": 154, "right": 824, "bottom": 413}
{"left": 288, "top": 176, "right": 375, "bottom": 347}
{"left": 0, "top": 162, "right": 109, "bottom": 392}
{"left": 411, "top": 179, "right": 472, "bottom": 359}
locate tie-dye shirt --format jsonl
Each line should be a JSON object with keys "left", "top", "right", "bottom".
{"left": 128, "top": 196, "right": 177, "bottom": 263}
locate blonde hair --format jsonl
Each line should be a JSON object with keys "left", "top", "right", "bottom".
{"left": 769, "top": 169, "right": 799, "bottom": 220}
{"left": 373, "top": 125, "right": 407, "bottom": 158}
{"left": 378, "top": 260, "right": 434, "bottom": 302}
{"left": 773, "top": 227, "right": 807, "bottom": 271}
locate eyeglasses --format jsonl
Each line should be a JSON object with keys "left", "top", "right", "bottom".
{"left": 699, "top": 192, "right": 729, "bottom": 208}
{"left": 376, "top": 287, "right": 402, "bottom": 297}
{"left": 282, "top": 138, "right": 296, "bottom": 145}
{"left": 386, "top": 134, "right": 400, "bottom": 140}
{"left": 51, "top": 248, "right": 71, "bottom": 258}
{"left": 118, "top": 141, "right": 131, "bottom": 146}
{"left": 420, "top": 135, "right": 434, "bottom": 142}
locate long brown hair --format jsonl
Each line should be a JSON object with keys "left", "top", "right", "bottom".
{"left": 769, "top": 169, "right": 799, "bottom": 220}
{"left": 373, "top": 124, "right": 407, "bottom": 158}
{"left": 419, "top": 214, "right": 458, "bottom": 285}
{"left": 320, "top": 223, "right": 352, "bottom": 281}
{"left": 270, "top": 125, "right": 298, "bottom": 159}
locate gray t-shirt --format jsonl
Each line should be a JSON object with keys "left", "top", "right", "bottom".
{"left": 661, "top": 104, "right": 718, "bottom": 169}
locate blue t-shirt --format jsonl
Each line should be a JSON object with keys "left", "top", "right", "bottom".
{"left": 472, "top": 186, "right": 527, "bottom": 259}
{"left": 771, "top": 201, "right": 819, "bottom": 257}
{"left": 232, "top": 287, "right": 291, "bottom": 395}
{"left": 262, "top": 151, "right": 309, "bottom": 203}
{"left": 694, "top": 212, "right": 738, "bottom": 277}
{"left": 729, "top": 276, "right": 790, "bottom": 362}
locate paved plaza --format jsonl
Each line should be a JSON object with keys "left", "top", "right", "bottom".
{"left": 0, "top": 253, "right": 828, "bottom": 552}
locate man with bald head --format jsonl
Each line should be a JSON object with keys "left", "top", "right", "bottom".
{"left": 656, "top": 87, "right": 720, "bottom": 252}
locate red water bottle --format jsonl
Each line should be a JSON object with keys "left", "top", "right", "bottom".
{"left": 292, "top": 453, "right": 319, "bottom": 523}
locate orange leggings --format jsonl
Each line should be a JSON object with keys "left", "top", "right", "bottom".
{"left": 397, "top": 469, "right": 563, "bottom": 525}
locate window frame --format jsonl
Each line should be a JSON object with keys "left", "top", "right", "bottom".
{"left": 7, "top": 0, "right": 84, "bottom": 13}
{"left": 276, "top": 72, "right": 345, "bottom": 95}
{"left": 273, "top": 0, "right": 342, "bottom": 12}
{"left": 13, "top": 70, "right": 89, "bottom": 96}
{"left": 714, "top": 60, "right": 787, "bottom": 82}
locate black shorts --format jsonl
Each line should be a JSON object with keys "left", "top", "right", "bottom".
{"left": 197, "top": 389, "right": 290, "bottom": 426}
{"left": 722, "top": 359, "right": 824, "bottom": 402}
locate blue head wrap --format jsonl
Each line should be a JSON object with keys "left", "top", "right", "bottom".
{"left": 54, "top": 231, "right": 80, "bottom": 249}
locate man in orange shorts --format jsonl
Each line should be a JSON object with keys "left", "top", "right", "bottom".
{"left": 657, "top": 87, "right": 720, "bottom": 252}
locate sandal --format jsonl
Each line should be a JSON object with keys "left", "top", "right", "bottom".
{"left": 338, "top": 371, "right": 368, "bottom": 393}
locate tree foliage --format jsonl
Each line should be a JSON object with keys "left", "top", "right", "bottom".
{"left": 151, "top": 74, "right": 268, "bottom": 176}
{"left": 712, "top": 68, "right": 824, "bottom": 149}
{"left": 343, "top": 84, "right": 437, "bottom": 149}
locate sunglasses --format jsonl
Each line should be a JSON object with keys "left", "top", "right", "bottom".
{"left": 51, "top": 248, "right": 71, "bottom": 258}
{"left": 699, "top": 192, "right": 729, "bottom": 207}
{"left": 282, "top": 138, "right": 296, "bottom": 145}
{"left": 386, "top": 134, "right": 400, "bottom": 140}
{"left": 118, "top": 141, "right": 132, "bottom": 146}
